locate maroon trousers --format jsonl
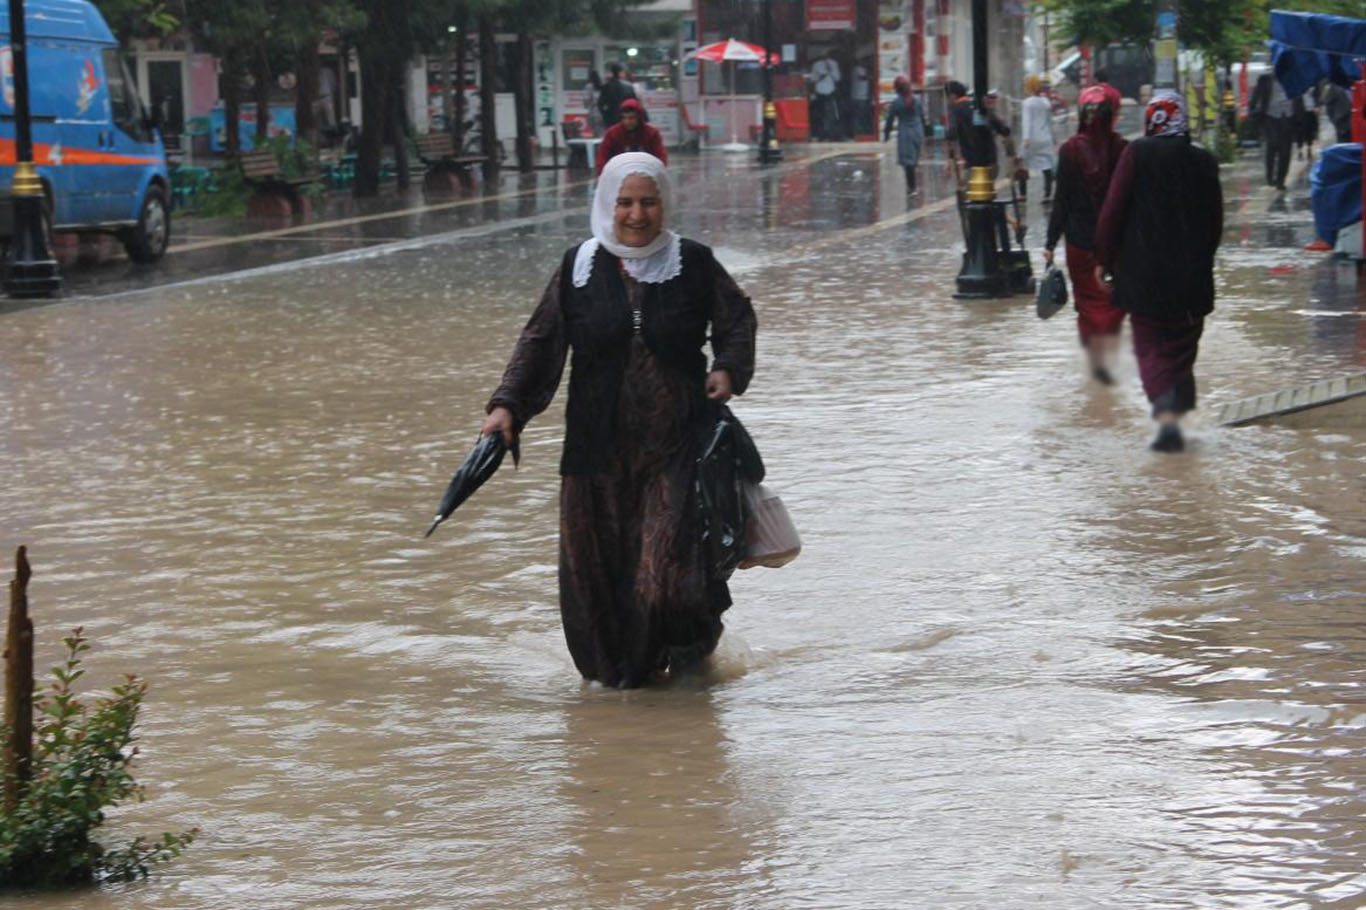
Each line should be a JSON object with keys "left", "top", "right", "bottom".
{"left": 1130, "top": 313, "right": 1204, "bottom": 417}
{"left": 1065, "top": 243, "right": 1125, "bottom": 344}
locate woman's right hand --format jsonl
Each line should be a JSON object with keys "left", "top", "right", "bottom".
{"left": 1042, "top": 248, "right": 1054, "bottom": 266}
{"left": 481, "top": 407, "right": 516, "bottom": 447}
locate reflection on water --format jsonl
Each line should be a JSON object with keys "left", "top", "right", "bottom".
{"left": 1, "top": 151, "right": 1364, "bottom": 909}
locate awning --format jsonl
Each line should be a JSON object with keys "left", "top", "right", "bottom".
{"left": 1311, "top": 143, "right": 1362, "bottom": 246}
{"left": 1268, "top": 10, "right": 1366, "bottom": 97}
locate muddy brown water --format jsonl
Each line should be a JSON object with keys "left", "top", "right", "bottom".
{"left": 1, "top": 151, "right": 1363, "bottom": 909}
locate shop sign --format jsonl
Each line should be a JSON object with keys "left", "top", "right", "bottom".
{"left": 807, "top": 0, "right": 855, "bottom": 31}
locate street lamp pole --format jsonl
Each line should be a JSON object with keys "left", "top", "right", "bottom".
{"left": 757, "top": 0, "right": 782, "bottom": 164}
{"left": 4, "top": 0, "right": 59, "bottom": 298}
{"left": 954, "top": 0, "right": 1005, "bottom": 298}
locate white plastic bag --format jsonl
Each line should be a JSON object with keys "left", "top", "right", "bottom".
{"left": 739, "top": 483, "right": 801, "bottom": 570}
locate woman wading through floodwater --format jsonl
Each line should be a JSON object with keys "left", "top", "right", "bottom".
{"left": 481, "top": 153, "right": 757, "bottom": 688}
{"left": 1043, "top": 83, "right": 1127, "bottom": 385}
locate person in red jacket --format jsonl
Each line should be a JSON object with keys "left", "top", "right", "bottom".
{"left": 595, "top": 99, "right": 668, "bottom": 175}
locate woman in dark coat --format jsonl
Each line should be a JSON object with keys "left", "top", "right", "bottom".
{"left": 882, "top": 76, "right": 925, "bottom": 194}
{"left": 1095, "top": 90, "right": 1223, "bottom": 453}
{"left": 1043, "top": 83, "right": 1127, "bottom": 384}
{"left": 481, "top": 153, "right": 758, "bottom": 687}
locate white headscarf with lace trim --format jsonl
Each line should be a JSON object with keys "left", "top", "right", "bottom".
{"left": 572, "top": 152, "right": 681, "bottom": 287}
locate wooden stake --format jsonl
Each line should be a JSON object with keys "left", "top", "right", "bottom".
{"left": 3, "top": 546, "right": 33, "bottom": 811}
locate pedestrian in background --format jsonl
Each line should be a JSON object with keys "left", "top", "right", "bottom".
{"left": 945, "top": 81, "right": 1012, "bottom": 184}
{"left": 983, "top": 89, "right": 1018, "bottom": 180}
{"left": 1043, "top": 83, "right": 1127, "bottom": 385}
{"left": 1251, "top": 73, "right": 1301, "bottom": 190}
{"left": 481, "top": 153, "right": 757, "bottom": 688}
{"left": 581, "top": 70, "right": 604, "bottom": 136}
{"left": 595, "top": 99, "right": 668, "bottom": 174}
{"left": 1323, "top": 80, "right": 1353, "bottom": 144}
{"left": 1019, "top": 75, "right": 1057, "bottom": 203}
{"left": 883, "top": 76, "right": 925, "bottom": 195}
{"left": 1095, "top": 90, "right": 1223, "bottom": 453}
{"left": 809, "top": 50, "right": 841, "bottom": 140}
{"left": 598, "top": 63, "right": 638, "bottom": 128}
{"left": 1296, "top": 85, "right": 1320, "bottom": 161}
{"left": 852, "top": 62, "right": 873, "bottom": 135}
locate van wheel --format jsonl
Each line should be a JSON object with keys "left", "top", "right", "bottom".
{"left": 121, "top": 186, "right": 170, "bottom": 263}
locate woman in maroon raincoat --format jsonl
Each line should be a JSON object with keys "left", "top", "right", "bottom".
{"left": 1043, "top": 83, "right": 1127, "bottom": 384}
{"left": 481, "top": 153, "right": 757, "bottom": 687}
{"left": 1095, "top": 91, "right": 1223, "bottom": 452}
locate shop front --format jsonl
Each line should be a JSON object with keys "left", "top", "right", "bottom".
{"left": 689, "top": 0, "right": 883, "bottom": 144}
{"left": 551, "top": 37, "right": 683, "bottom": 147}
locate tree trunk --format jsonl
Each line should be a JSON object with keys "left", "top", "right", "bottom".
{"left": 442, "top": 39, "right": 455, "bottom": 141}
{"left": 253, "top": 38, "right": 271, "bottom": 145}
{"left": 388, "top": 72, "right": 411, "bottom": 190}
{"left": 296, "top": 37, "right": 321, "bottom": 150}
{"left": 454, "top": 15, "right": 468, "bottom": 152}
{"left": 478, "top": 16, "right": 498, "bottom": 180}
{"left": 355, "top": 50, "right": 390, "bottom": 196}
{"left": 514, "top": 33, "right": 533, "bottom": 173}
{"left": 223, "top": 49, "right": 242, "bottom": 157}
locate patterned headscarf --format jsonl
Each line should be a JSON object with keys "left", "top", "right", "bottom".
{"left": 1145, "top": 89, "right": 1188, "bottom": 137}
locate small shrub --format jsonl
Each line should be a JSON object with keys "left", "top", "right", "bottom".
{"left": 0, "top": 628, "right": 197, "bottom": 887}
{"left": 190, "top": 164, "right": 249, "bottom": 218}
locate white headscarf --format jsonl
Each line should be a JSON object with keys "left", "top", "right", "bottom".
{"left": 573, "top": 152, "right": 681, "bottom": 287}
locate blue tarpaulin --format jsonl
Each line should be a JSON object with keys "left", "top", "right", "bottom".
{"left": 1269, "top": 10, "right": 1366, "bottom": 97}
{"left": 1311, "top": 144, "right": 1362, "bottom": 245}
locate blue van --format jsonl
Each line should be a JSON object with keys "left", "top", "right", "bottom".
{"left": 0, "top": 0, "right": 171, "bottom": 262}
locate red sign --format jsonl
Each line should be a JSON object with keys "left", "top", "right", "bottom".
{"left": 807, "top": 0, "right": 855, "bottom": 30}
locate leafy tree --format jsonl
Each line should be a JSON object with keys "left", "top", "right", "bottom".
{"left": 91, "top": 0, "right": 179, "bottom": 45}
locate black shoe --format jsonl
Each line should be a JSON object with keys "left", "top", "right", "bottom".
{"left": 1150, "top": 424, "right": 1184, "bottom": 453}
{"left": 1091, "top": 365, "right": 1115, "bottom": 385}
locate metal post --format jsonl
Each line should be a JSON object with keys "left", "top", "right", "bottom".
{"left": 757, "top": 0, "right": 782, "bottom": 164}
{"left": 954, "top": 0, "right": 1006, "bottom": 298}
{"left": 1153, "top": 0, "right": 1179, "bottom": 91}
{"left": 4, "top": 0, "right": 60, "bottom": 297}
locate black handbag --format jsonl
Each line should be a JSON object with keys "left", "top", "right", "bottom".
{"left": 694, "top": 404, "right": 765, "bottom": 582}
{"left": 1036, "top": 264, "right": 1068, "bottom": 319}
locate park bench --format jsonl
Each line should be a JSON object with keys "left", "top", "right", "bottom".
{"left": 414, "top": 132, "right": 486, "bottom": 191}
{"left": 238, "top": 147, "right": 319, "bottom": 219}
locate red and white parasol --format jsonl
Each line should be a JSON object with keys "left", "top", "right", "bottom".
{"left": 685, "top": 39, "right": 778, "bottom": 65}
{"left": 685, "top": 39, "right": 777, "bottom": 150}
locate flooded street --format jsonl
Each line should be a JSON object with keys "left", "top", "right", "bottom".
{"left": 2, "top": 146, "right": 1364, "bottom": 908}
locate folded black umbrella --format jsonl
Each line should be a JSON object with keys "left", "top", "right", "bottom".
{"left": 424, "top": 433, "right": 520, "bottom": 538}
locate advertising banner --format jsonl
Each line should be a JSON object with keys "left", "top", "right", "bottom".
{"left": 807, "top": 0, "right": 856, "bottom": 31}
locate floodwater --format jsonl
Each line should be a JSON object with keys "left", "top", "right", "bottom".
{"left": 2, "top": 146, "right": 1364, "bottom": 909}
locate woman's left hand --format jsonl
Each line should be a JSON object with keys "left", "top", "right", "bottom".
{"left": 705, "top": 370, "right": 733, "bottom": 401}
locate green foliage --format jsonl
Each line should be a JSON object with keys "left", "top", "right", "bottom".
{"left": 189, "top": 165, "right": 249, "bottom": 218}
{"left": 1039, "top": 0, "right": 1363, "bottom": 72}
{"left": 1209, "top": 122, "right": 1238, "bottom": 164}
{"left": 92, "top": 0, "right": 180, "bottom": 44}
{"left": 0, "top": 629, "right": 197, "bottom": 889}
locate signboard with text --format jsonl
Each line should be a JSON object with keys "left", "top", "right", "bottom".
{"left": 807, "top": 0, "right": 856, "bottom": 31}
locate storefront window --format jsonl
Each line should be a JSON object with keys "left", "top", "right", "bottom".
{"left": 561, "top": 48, "right": 597, "bottom": 92}
{"left": 603, "top": 44, "right": 676, "bottom": 93}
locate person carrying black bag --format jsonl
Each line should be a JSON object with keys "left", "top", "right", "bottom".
{"left": 481, "top": 154, "right": 757, "bottom": 689}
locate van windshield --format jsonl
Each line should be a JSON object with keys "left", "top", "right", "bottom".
{"left": 103, "top": 48, "right": 151, "bottom": 142}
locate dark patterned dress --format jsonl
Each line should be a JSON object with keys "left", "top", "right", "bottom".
{"left": 488, "top": 239, "right": 756, "bottom": 688}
